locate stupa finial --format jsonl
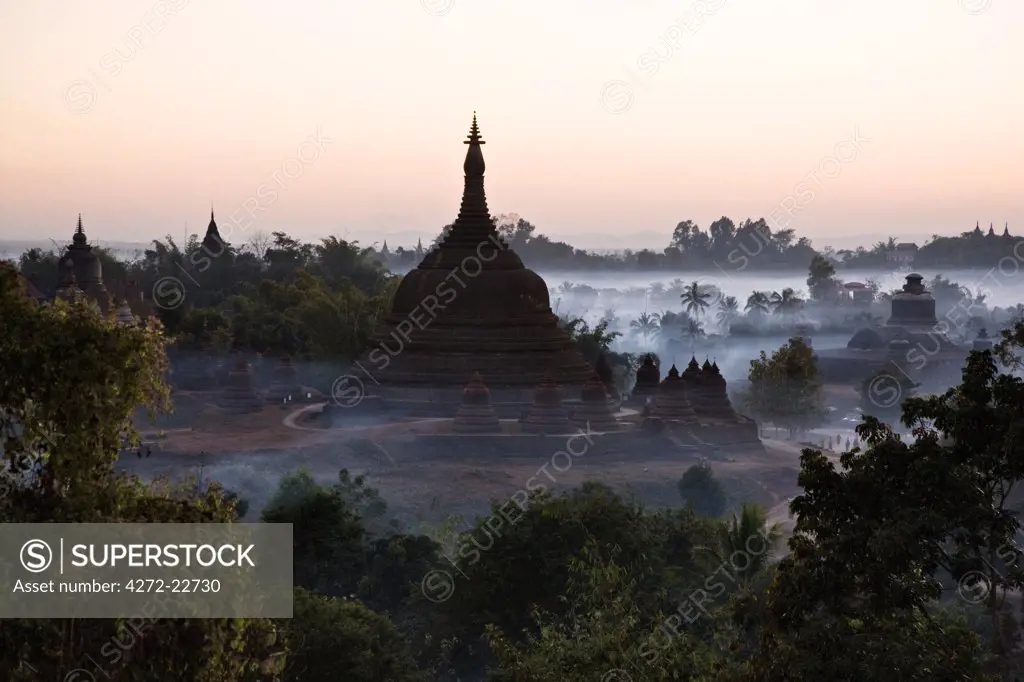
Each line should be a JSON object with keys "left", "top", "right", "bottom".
{"left": 72, "top": 214, "right": 87, "bottom": 246}
{"left": 462, "top": 112, "right": 486, "bottom": 180}
{"left": 465, "top": 111, "right": 484, "bottom": 146}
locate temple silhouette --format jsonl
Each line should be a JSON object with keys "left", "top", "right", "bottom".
{"left": 33, "top": 215, "right": 150, "bottom": 323}
{"left": 816, "top": 273, "right": 971, "bottom": 384}
{"left": 357, "top": 114, "right": 602, "bottom": 418}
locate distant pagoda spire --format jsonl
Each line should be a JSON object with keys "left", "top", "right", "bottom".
{"left": 1004, "top": 222, "right": 1011, "bottom": 237}
{"left": 203, "top": 206, "right": 225, "bottom": 254}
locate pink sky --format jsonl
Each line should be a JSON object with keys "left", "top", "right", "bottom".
{"left": 0, "top": 0, "right": 1020, "bottom": 248}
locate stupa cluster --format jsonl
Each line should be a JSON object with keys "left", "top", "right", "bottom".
{"left": 633, "top": 354, "right": 760, "bottom": 446}
{"left": 450, "top": 368, "right": 621, "bottom": 435}
{"left": 441, "top": 353, "right": 761, "bottom": 450}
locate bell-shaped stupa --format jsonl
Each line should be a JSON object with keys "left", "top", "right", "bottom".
{"left": 633, "top": 354, "right": 661, "bottom": 397}
{"left": 521, "top": 372, "right": 575, "bottom": 434}
{"left": 266, "top": 356, "right": 302, "bottom": 403}
{"left": 571, "top": 376, "right": 620, "bottom": 431}
{"left": 219, "top": 357, "right": 262, "bottom": 414}
{"left": 358, "top": 114, "right": 599, "bottom": 417}
{"left": 452, "top": 372, "right": 502, "bottom": 433}
{"left": 64, "top": 215, "right": 110, "bottom": 313}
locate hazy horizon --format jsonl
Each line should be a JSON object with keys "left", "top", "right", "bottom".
{"left": 0, "top": 229, "right": 968, "bottom": 256}
{"left": 2, "top": 0, "right": 1021, "bottom": 244}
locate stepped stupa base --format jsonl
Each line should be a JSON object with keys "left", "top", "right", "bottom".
{"left": 372, "top": 385, "right": 619, "bottom": 419}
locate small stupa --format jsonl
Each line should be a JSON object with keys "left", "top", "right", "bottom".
{"left": 973, "top": 328, "right": 994, "bottom": 351}
{"left": 521, "top": 372, "right": 574, "bottom": 434}
{"left": 452, "top": 372, "right": 502, "bottom": 434}
{"left": 266, "top": 356, "right": 302, "bottom": 403}
{"left": 219, "top": 357, "right": 262, "bottom": 414}
{"left": 633, "top": 354, "right": 661, "bottom": 398}
{"left": 571, "top": 376, "right": 620, "bottom": 432}
{"left": 115, "top": 298, "right": 136, "bottom": 325}
{"left": 650, "top": 364, "right": 699, "bottom": 423}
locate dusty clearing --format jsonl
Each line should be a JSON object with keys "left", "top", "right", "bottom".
{"left": 126, "top": 402, "right": 808, "bottom": 533}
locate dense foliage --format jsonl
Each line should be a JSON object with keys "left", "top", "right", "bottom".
{"left": 741, "top": 336, "right": 827, "bottom": 437}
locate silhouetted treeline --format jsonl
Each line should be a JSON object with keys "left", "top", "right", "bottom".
{"left": 377, "top": 215, "right": 1024, "bottom": 272}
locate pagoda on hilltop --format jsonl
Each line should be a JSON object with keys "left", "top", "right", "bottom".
{"left": 357, "top": 114, "right": 599, "bottom": 417}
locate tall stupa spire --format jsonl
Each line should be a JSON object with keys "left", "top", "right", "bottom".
{"left": 459, "top": 112, "right": 487, "bottom": 213}
{"left": 423, "top": 112, "right": 517, "bottom": 268}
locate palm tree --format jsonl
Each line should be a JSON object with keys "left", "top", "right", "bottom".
{"left": 630, "top": 311, "right": 660, "bottom": 347}
{"left": 770, "top": 288, "right": 804, "bottom": 317}
{"left": 681, "top": 281, "right": 712, "bottom": 319}
{"left": 745, "top": 291, "right": 771, "bottom": 318}
{"left": 681, "top": 318, "right": 705, "bottom": 352}
{"left": 717, "top": 296, "right": 740, "bottom": 332}
{"left": 654, "top": 310, "right": 684, "bottom": 340}
{"left": 696, "top": 502, "right": 781, "bottom": 585}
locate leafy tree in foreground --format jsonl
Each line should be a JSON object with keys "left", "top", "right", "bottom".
{"left": 750, "top": 329, "right": 1024, "bottom": 680}
{"left": 427, "top": 483, "right": 720, "bottom": 677}
{"left": 281, "top": 588, "right": 427, "bottom": 682}
{"left": 261, "top": 469, "right": 368, "bottom": 598}
{"left": 486, "top": 543, "right": 742, "bottom": 682}
{"left": 0, "top": 263, "right": 282, "bottom": 681}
